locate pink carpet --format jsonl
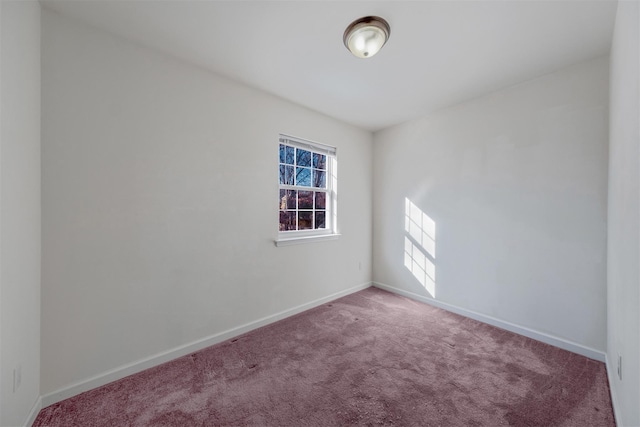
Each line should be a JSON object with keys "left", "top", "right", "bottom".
{"left": 34, "top": 288, "right": 615, "bottom": 426}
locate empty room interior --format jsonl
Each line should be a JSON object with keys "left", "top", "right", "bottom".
{"left": 1, "top": 0, "right": 639, "bottom": 426}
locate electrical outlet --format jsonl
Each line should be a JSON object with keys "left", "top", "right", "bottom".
{"left": 617, "top": 354, "right": 622, "bottom": 380}
{"left": 13, "top": 365, "right": 22, "bottom": 392}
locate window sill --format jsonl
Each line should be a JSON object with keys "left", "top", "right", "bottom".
{"left": 275, "top": 233, "right": 341, "bottom": 247}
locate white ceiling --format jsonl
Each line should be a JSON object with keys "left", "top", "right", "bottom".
{"left": 41, "top": 0, "right": 617, "bottom": 132}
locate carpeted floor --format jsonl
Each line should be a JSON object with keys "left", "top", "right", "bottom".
{"left": 34, "top": 288, "right": 615, "bottom": 426}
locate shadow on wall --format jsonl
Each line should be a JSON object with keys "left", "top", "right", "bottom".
{"left": 403, "top": 198, "right": 436, "bottom": 297}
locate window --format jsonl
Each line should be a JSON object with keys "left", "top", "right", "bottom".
{"left": 277, "top": 134, "right": 337, "bottom": 244}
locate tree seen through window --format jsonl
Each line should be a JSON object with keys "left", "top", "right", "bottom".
{"left": 278, "top": 139, "right": 331, "bottom": 232}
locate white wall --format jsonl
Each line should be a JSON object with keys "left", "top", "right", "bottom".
{"left": 607, "top": 1, "right": 640, "bottom": 426}
{"left": 41, "top": 10, "right": 372, "bottom": 397}
{"left": 373, "top": 57, "right": 609, "bottom": 356}
{"left": 0, "top": 1, "right": 42, "bottom": 426}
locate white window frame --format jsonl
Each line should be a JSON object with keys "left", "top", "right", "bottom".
{"left": 276, "top": 134, "right": 339, "bottom": 246}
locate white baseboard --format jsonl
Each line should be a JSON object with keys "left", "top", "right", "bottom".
{"left": 604, "top": 353, "right": 623, "bottom": 427}
{"left": 24, "top": 396, "right": 42, "bottom": 427}
{"left": 41, "top": 282, "right": 372, "bottom": 408}
{"left": 373, "top": 282, "right": 606, "bottom": 362}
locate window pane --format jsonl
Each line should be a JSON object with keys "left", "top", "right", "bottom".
{"left": 296, "top": 149, "right": 311, "bottom": 167}
{"left": 279, "top": 189, "right": 296, "bottom": 210}
{"left": 315, "top": 192, "right": 326, "bottom": 209}
{"left": 315, "top": 212, "right": 326, "bottom": 229}
{"left": 286, "top": 190, "right": 296, "bottom": 209}
{"left": 313, "top": 169, "right": 326, "bottom": 188}
{"left": 313, "top": 153, "right": 326, "bottom": 169}
{"left": 298, "top": 191, "right": 313, "bottom": 209}
{"left": 279, "top": 211, "right": 296, "bottom": 231}
{"left": 298, "top": 211, "right": 313, "bottom": 230}
{"left": 280, "top": 165, "right": 294, "bottom": 185}
{"left": 296, "top": 167, "right": 311, "bottom": 187}
{"left": 283, "top": 145, "right": 294, "bottom": 164}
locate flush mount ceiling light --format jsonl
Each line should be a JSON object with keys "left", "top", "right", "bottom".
{"left": 343, "top": 16, "right": 390, "bottom": 59}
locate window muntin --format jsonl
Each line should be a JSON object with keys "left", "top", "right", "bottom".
{"left": 278, "top": 135, "right": 336, "bottom": 236}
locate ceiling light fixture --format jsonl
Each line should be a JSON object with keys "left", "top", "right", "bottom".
{"left": 343, "top": 16, "right": 390, "bottom": 59}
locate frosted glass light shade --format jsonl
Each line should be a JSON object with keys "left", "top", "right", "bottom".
{"left": 343, "top": 16, "right": 390, "bottom": 59}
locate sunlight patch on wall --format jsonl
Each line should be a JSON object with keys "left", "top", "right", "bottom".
{"left": 404, "top": 198, "right": 436, "bottom": 297}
